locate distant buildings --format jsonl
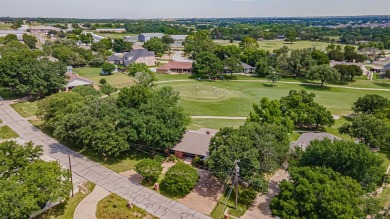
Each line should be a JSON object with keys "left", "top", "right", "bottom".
{"left": 170, "top": 35, "right": 188, "bottom": 47}
{"left": 107, "top": 49, "right": 156, "bottom": 67}
{"left": 223, "top": 62, "right": 255, "bottom": 74}
{"left": 124, "top": 35, "right": 138, "bottom": 43}
{"left": 65, "top": 71, "right": 95, "bottom": 91}
{"left": 138, "top": 33, "right": 164, "bottom": 42}
{"left": 30, "top": 26, "right": 61, "bottom": 33}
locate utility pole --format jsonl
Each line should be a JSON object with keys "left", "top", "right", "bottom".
{"left": 234, "top": 160, "right": 240, "bottom": 209}
{"left": 68, "top": 154, "right": 74, "bottom": 197}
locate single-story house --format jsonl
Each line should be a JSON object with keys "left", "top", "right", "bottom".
{"left": 290, "top": 132, "right": 340, "bottom": 151}
{"left": 223, "top": 62, "right": 255, "bottom": 74}
{"left": 157, "top": 61, "right": 193, "bottom": 74}
{"left": 107, "top": 49, "right": 156, "bottom": 67}
{"left": 138, "top": 33, "right": 164, "bottom": 42}
{"left": 171, "top": 128, "right": 219, "bottom": 159}
{"left": 65, "top": 73, "right": 95, "bottom": 91}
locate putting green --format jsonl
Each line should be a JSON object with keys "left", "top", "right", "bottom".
{"left": 173, "top": 84, "right": 237, "bottom": 102}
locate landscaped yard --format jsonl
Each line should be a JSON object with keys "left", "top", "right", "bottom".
{"left": 0, "top": 125, "right": 19, "bottom": 139}
{"left": 213, "top": 40, "right": 351, "bottom": 52}
{"left": 11, "top": 100, "right": 39, "bottom": 118}
{"left": 35, "top": 182, "right": 95, "bottom": 219}
{"left": 96, "top": 193, "right": 157, "bottom": 219}
{"left": 210, "top": 187, "right": 249, "bottom": 219}
{"left": 74, "top": 67, "right": 134, "bottom": 88}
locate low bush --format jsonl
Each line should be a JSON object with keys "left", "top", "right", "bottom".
{"left": 160, "top": 162, "right": 199, "bottom": 197}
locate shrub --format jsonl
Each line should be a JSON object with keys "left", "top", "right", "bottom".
{"left": 166, "top": 154, "right": 177, "bottom": 162}
{"left": 192, "top": 156, "right": 204, "bottom": 167}
{"left": 134, "top": 159, "right": 162, "bottom": 185}
{"left": 160, "top": 162, "right": 199, "bottom": 197}
{"left": 238, "top": 188, "right": 257, "bottom": 206}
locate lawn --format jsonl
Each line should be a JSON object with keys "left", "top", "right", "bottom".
{"left": 74, "top": 67, "right": 134, "bottom": 88}
{"left": 157, "top": 80, "right": 390, "bottom": 118}
{"left": 35, "top": 182, "right": 95, "bottom": 219}
{"left": 0, "top": 23, "right": 12, "bottom": 30}
{"left": 0, "top": 125, "right": 19, "bottom": 139}
{"left": 29, "top": 119, "right": 151, "bottom": 173}
{"left": 96, "top": 193, "right": 157, "bottom": 219}
{"left": 213, "top": 40, "right": 350, "bottom": 52}
{"left": 11, "top": 100, "right": 39, "bottom": 118}
{"left": 188, "top": 118, "right": 245, "bottom": 130}
{"left": 95, "top": 32, "right": 136, "bottom": 39}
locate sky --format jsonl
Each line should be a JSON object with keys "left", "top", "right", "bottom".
{"left": 0, "top": 0, "right": 389, "bottom": 19}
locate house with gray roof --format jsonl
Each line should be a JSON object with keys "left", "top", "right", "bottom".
{"left": 224, "top": 62, "right": 255, "bottom": 74}
{"left": 107, "top": 49, "right": 156, "bottom": 67}
{"left": 171, "top": 128, "right": 219, "bottom": 159}
{"left": 138, "top": 33, "right": 164, "bottom": 42}
{"left": 290, "top": 132, "right": 340, "bottom": 151}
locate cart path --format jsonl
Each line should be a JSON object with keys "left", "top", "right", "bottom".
{"left": 155, "top": 79, "right": 390, "bottom": 91}
{"left": 0, "top": 97, "right": 210, "bottom": 219}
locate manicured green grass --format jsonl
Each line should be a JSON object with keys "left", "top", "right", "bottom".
{"left": 157, "top": 80, "right": 390, "bottom": 118}
{"left": 74, "top": 67, "right": 134, "bottom": 88}
{"left": 95, "top": 32, "right": 136, "bottom": 39}
{"left": 35, "top": 182, "right": 95, "bottom": 219}
{"left": 11, "top": 101, "right": 39, "bottom": 118}
{"left": 0, "top": 126, "right": 19, "bottom": 139}
{"left": 289, "top": 132, "right": 302, "bottom": 142}
{"left": 213, "top": 40, "right": 351, "bottom": 52}
{"left": 96, "top": 193, "right": 158, "bottom": 219}
{"left": 210, "top": 186, "right": 248, "bottom": 219}
{"left": 156, "top": 73, "right": 193, "bottom": 81}
{"left": 29, "top": 120, "right": 150, "bottom": 173}
{"left": 188, "top": 119, "right": 245, "bottom": 130}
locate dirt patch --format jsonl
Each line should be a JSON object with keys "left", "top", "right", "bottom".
{"left": 119, "top": 170, "right": 143, "bottom": 184}
{"left": 177, "top": 169, "right": 223, "bottom": 215}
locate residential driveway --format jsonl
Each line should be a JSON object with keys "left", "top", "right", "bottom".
{"left": 0, "top": 97, "right": 210, "bottom": 219}
{"left": 241, "top": 169, "right": 289, "bottom": 219}
{"left": 74, "top": 185, "right": 110, "bottom": 219}
{"left": 172, "top": 51, "right": 194, "bottom": 62}
{"left": 178, "top": 169, "right": 224, "bottom": 215}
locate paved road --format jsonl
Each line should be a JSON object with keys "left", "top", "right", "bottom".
{"left": 0, "top": 97, "right": 210, "bottom": 219}
{"left": 74, "top": 185, "right": 110, "bottom": 219}
{"left": 172, "top": 51, "right": 193, "bottom": 63}
{"left": 241, "top": 169, "right": 289, "bottom": 219}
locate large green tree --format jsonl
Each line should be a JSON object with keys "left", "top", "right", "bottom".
{"left": 22, "top": 34, "right": 38, "bottom": 49}
{"left": 239, "top": 36, "right": 259, "bottom": 50}
{"left": 270, "top": 167, "right": 365, "bottom": 219}
{"left": 280, "top": 90, "right": 335, "bottom": 129}
{"left": 207, "top": 123, "right": 289, "bottom": 192}
{"left": 112, "top": 38, "right": 132, "bottom": 52}
{"left": 299, "top": 139, "right": 384, "bottom": 191}
{"left": 193, "top": 51, "right": 223, "bottom": 75}
{"left": 306, "top": 64, "right": 340, "bottom": 87}
{"left": 143, "top": 37, "right": 169, "bottom": 57}
{"left": 247, "top": 97, "right": 294, "bottom": 132}
{"left": 339, "top": 114, "right": 390, "bottom": 150}
{"left": 224, "top": 56, "right": 243, "bottom": 76}
{"left": 352, "top": 94, "right": 390, "bottom": 114}
{"left": 0, "top": 50, "right": 66, "bottom": 96}
{"left": 0, "top": 141, "right": 71, "bottom": 219}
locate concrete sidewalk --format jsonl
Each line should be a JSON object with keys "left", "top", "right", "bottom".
{"left": 0, "top": 97, "right": 210, "bottom": 219}
{"left": 74, "top": 185, "right": 110, "bottom": 219}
